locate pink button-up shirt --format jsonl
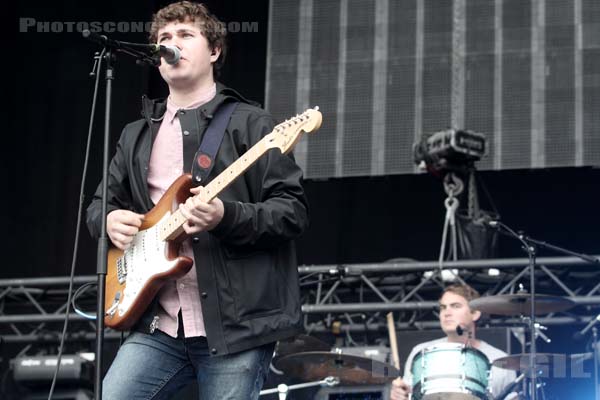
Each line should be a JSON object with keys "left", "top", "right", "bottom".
{"left": 147, "top": 84, "right": 216, "bottom": 338}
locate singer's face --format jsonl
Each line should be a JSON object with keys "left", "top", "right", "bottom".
{"left": 438, "top": 291, "right": 481, "bottom": 336}
{"left": 156, "top": 20, "right": 220, "bottom": 88}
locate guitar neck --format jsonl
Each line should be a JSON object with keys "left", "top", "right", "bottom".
{"left": 160, "top": 137, "right": 271, "bottom": 241}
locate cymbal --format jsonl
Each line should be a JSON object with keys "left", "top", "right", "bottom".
{"left": 275, "top": 351, "right": 400, "bottom": 385}
{"left": 469, "top": 294, "right": 575, "bottom": 316}
{"left": 273, "top": 334, "right": 331, "bottom": 362}
{"left": 493, "top": 353, "right": 592, "bottom": 371}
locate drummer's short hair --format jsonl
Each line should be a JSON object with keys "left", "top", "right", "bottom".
{"left": 441, "top": 284, "right": 480, "bottom": 303}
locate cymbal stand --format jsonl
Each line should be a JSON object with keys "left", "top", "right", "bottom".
{"left": 594, "top": 327, "right": 599, "bottom": 400}
{"left": 259, "top": 376, "right": 339, "bottom": 400}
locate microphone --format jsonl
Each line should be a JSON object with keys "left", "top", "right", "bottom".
{"left": 151, "top": 45, "right": 181, "bottom": 65}
{"left": 82, "top": 31, "right": 180, "bottom": 66}
{"left": 573, "top": 313, "right": 600, "bottom": 341}
{"left": 456, "top": 325, "right": 473, "bottom": 350}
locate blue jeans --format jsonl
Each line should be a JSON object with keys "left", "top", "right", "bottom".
{"left": 102, "top": 331, "right": 274, "bottom": 400}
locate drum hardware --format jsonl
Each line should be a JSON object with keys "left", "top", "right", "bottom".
{"left": 259, "top": 376, "right": 339, "bottom": 399}
{"left": 572, "top": 313, "right": 600, "bottom": 400}
{"left": 271, "top": 334, "right": 330, "bottom": 364}
{"left": 274, "top": 350, "right": 400, "bottom": 386}
{"left": 594, "top": 327, "right": 599, "bottom": 400}
{"left": 269, "top": 334, "right": 331, "bottom": 377}
{"left": 492, "top": 353, "right": 591, "bottom": 372}
{"left": 493, "top": 373, "right": 525, "bottom": 400}
{"left": 533, "top": 323, "right": 551, "bottom": 344}
{"left": 471, "top": 291, "right": 574, "bottom": 400}
{"left": 469, "top": 294, "right": 575, "bottom": 317}
{"left": 477, "top": 219, "right": 600, "bottom": 400}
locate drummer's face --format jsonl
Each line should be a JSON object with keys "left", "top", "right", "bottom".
{"left": 438, "top": 291, "right": 481, "bottom": 335}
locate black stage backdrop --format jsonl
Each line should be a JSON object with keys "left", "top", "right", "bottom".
{"left": 8, "top": 0, "right": 600, "bottom": 278}
{"left": 5, "top": 1, "right": 600, "bottom": 399}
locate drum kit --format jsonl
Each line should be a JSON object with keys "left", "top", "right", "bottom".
{"left": 261, "top": 292, "right": 593, "bottom": 400}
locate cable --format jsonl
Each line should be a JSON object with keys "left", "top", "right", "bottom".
{"left": 47, "top": 48, "right": 105, "bottom": 400}
{"left": 71, "top": 282, "right": 98, "bottom": 320}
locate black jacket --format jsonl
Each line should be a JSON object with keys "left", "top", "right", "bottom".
{"left": 86, "top": 83, "right": 308, "bottom": 355}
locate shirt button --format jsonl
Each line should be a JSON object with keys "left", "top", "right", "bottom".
{"left": 201, "top": 292, "right": 208, "bottom": 299}
{"left": 210, "top": 348, "right": 218, "bottom": 355}
{"left": 183, "top": 130, "right": 190, "bottom": 136}
{"left": 193, "top": 237, "right": 200, "bottom": 243}
{"left": 179, "top": 110, "right": 186, "bottom": 115}
{"left": 179, "top": 283, "right": 185, "bottom": 290}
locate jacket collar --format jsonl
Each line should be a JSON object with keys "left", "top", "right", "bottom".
{"left": 140, "top": 82, "right": 258, "bottom": 126}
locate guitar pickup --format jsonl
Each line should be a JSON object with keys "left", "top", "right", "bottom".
{"left": 116, "top": 256, "right": 127, "bottom": 284}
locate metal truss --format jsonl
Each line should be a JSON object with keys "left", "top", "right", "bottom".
{"left": 298, "top": 256, "right": 600, "bottom": 335}
{"left": 0, "top": 276, "right": 123, "bottom": 357}
{"left": 1, "top": 255, "right": 600, "bottom": 354}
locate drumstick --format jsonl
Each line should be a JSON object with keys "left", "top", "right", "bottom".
{"left": 386, "top": 312, "right": 401, "bottom": 371}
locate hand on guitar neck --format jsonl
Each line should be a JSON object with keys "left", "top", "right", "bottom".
{"left": 178, "top": 185, "right": 224, "bottom": 235}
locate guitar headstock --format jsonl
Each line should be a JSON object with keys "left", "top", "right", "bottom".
{"left": 266, "top": 107, "right": 323, "bottom": 154}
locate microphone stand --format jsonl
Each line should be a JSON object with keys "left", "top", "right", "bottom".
{"left": 518, "top": 234, "right": 600, "bottom": 265}
{"left": 575, "top": 316, "right": 600, "bottom": 400}
{"left": 517, "top": 231, "right": 599, "bottom": 399}
{"left": 83, "top": 31, "right": 157, "bottom": 400}
{"left": 491, "top": 221, "right": 537, "bottom": 400}
{"left": 520, "top": 235, "right": 600, "bottom": 399}
{"left": 594, "top": 327, "right": 599, "bottom": 400}
{"left": 491, "top": 222, "right": 600, "bottom": 399}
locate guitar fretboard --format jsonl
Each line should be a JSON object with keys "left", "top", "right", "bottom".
{"left": 158, "top": 138, "right": 270, "bottom": 241}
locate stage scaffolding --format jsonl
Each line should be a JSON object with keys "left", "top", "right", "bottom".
{"left": 1, "top": 256, "right": 599, "bottom": 349}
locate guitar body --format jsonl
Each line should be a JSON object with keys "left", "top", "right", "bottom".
{"left": 104, "top": 174, "right": 195, "bottom": 330}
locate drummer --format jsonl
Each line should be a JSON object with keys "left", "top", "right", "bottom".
{"left": 390, "top": 284, "right": 518, "bottom": 400}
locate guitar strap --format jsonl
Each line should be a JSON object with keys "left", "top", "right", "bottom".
{"left": 190, "top": 101, "right": 239, "bottom": 186}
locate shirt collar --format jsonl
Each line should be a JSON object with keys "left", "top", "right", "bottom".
{"left": 164, "top": 83, "right": 217, "bottom": 124}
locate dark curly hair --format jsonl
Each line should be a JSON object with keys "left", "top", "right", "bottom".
{"left": 149, "top": 1, "right": 227, "bottom": 73}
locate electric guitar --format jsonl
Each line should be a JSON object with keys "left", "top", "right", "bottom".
{"left": 104, "top": 108, "right": 322, "bottom": 330}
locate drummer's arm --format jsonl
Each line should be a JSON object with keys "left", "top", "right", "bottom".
{"left": 390, "top": 377, "right": 411, "bottom": 400}
{"left": 390, "top": 349, "right": 417, "bottom": 400}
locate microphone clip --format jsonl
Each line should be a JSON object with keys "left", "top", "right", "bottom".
{"left": 456, "top": 325, "right": 464, "bottom": 336}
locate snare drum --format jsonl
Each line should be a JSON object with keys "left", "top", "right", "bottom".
{"left": 411, "top": 342, "right": 490, "bottom": 400}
